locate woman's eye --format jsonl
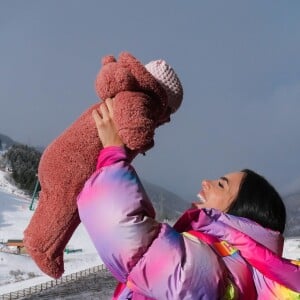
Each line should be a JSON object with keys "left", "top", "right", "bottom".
{"left": 218, "top": 182, "right": 224, "bottom": 188}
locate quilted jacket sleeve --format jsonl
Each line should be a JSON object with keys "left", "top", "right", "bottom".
{"left": 77, "top": 146, "right": 227, "bottom": 299}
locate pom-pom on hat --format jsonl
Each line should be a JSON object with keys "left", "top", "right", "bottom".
{"left": 145, "top": 60, "right": 183, "bottom": 113}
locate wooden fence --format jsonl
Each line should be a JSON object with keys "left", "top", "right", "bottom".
{"left": 0, "top": 264, "right": 107, "bottom": 300}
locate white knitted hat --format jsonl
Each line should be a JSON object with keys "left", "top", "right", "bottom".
{"left": 145, "top": 60, "right": 183, "bottom": 113}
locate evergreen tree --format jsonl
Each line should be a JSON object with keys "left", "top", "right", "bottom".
{"left": 4, "top": 144, "right": 42, "bottom": 195}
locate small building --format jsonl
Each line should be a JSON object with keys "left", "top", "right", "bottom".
{"left": 6, "top": 239, "right": 26, "bottom": 254}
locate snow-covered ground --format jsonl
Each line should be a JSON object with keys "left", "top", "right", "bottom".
{"left": 0, "top": 170, "right": 102, "bottom": 295}
{"left": 283, "top": 237, "right": 300, "bottom": 261}
{"left": 0, "top": 169, "right": 299, "bottom": 296}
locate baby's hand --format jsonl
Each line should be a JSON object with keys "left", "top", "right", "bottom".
{"left": 92, "top": 98, "right": 124, "bottom": 148}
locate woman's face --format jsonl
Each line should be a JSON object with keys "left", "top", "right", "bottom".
{"left": 193, "top": 171, "right": 245, "bottom": 212}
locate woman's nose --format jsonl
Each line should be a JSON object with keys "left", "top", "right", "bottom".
{"left": 202, "top": 180, "right": 211, "bottom": 190}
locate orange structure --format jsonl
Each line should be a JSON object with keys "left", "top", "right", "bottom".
{"left": 6, "top": 239, "right": 26, "bottom": 254}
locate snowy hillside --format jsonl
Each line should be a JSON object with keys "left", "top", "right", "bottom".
{"left": 0, "top": 170, "right": 102, "bottom": 295}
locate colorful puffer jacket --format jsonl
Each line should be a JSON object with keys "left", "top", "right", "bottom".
{"left": 77, "top": 146, "right": 300, "bottom": 299}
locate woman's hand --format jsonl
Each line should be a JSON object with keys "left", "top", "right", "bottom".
{"left": 92, "top": 98, "right": 124, "bottom": 148}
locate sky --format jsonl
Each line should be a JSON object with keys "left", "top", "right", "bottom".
{"left": 1, "top": 1, "right": 300, "bottom": 200}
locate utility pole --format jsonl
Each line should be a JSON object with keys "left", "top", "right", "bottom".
{"left": 29, "top": 175, "right": 40, "bottom": 211}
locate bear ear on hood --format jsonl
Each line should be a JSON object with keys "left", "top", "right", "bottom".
{"left": 95, "top": 54, "right": 137, "bottom": 101}
{"left": 101, "top": 55, "right": 116, "bottom": 65}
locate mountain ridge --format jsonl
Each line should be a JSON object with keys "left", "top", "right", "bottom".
{"left": 284, "top": 192, "right": 300, "bottom": 237}
{"left": 0, "top": 133, "right": 18, "bottom": 150}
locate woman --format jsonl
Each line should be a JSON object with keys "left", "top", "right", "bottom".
{"left": 77, "top": 99, "right": 299, "bottom": 299}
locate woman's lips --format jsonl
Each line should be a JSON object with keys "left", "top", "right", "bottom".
{"left": 191, "top": 190, "right": 206, "bottom": 209}
{"left": 197, "top": 190, "right": 206, "bottom": 203}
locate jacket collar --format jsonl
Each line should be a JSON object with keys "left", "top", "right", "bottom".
{"left": 174, "top": 208, "right": 284, "bottom": 255}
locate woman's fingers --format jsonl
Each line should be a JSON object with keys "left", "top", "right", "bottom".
{"left": 105, "top": 98, "right": 114, "bottom": 118}
{"left": 92, "top": 99, "right": 124, "bottom": 148}
{"left": 92, "top": 107, "right": 101, "bottom": 121}
{"left": 92, "top": 108, "right": 103, "bottom": 138}
{"left": 96, "top": 98, "right": 113, "bottom": 122}
{"left": 93, "top": 98, "right": 114, "bottom": 124}
{"left": 99, "top": 102, "right": 110, "bottom": 121}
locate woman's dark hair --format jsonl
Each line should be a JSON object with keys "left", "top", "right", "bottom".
{"left": 227, "top": 169, "right": 286, "bottom": 234}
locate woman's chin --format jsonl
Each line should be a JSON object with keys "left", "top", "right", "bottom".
{"left": 191, "top": 202, "right": 205, "bottom": 209}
